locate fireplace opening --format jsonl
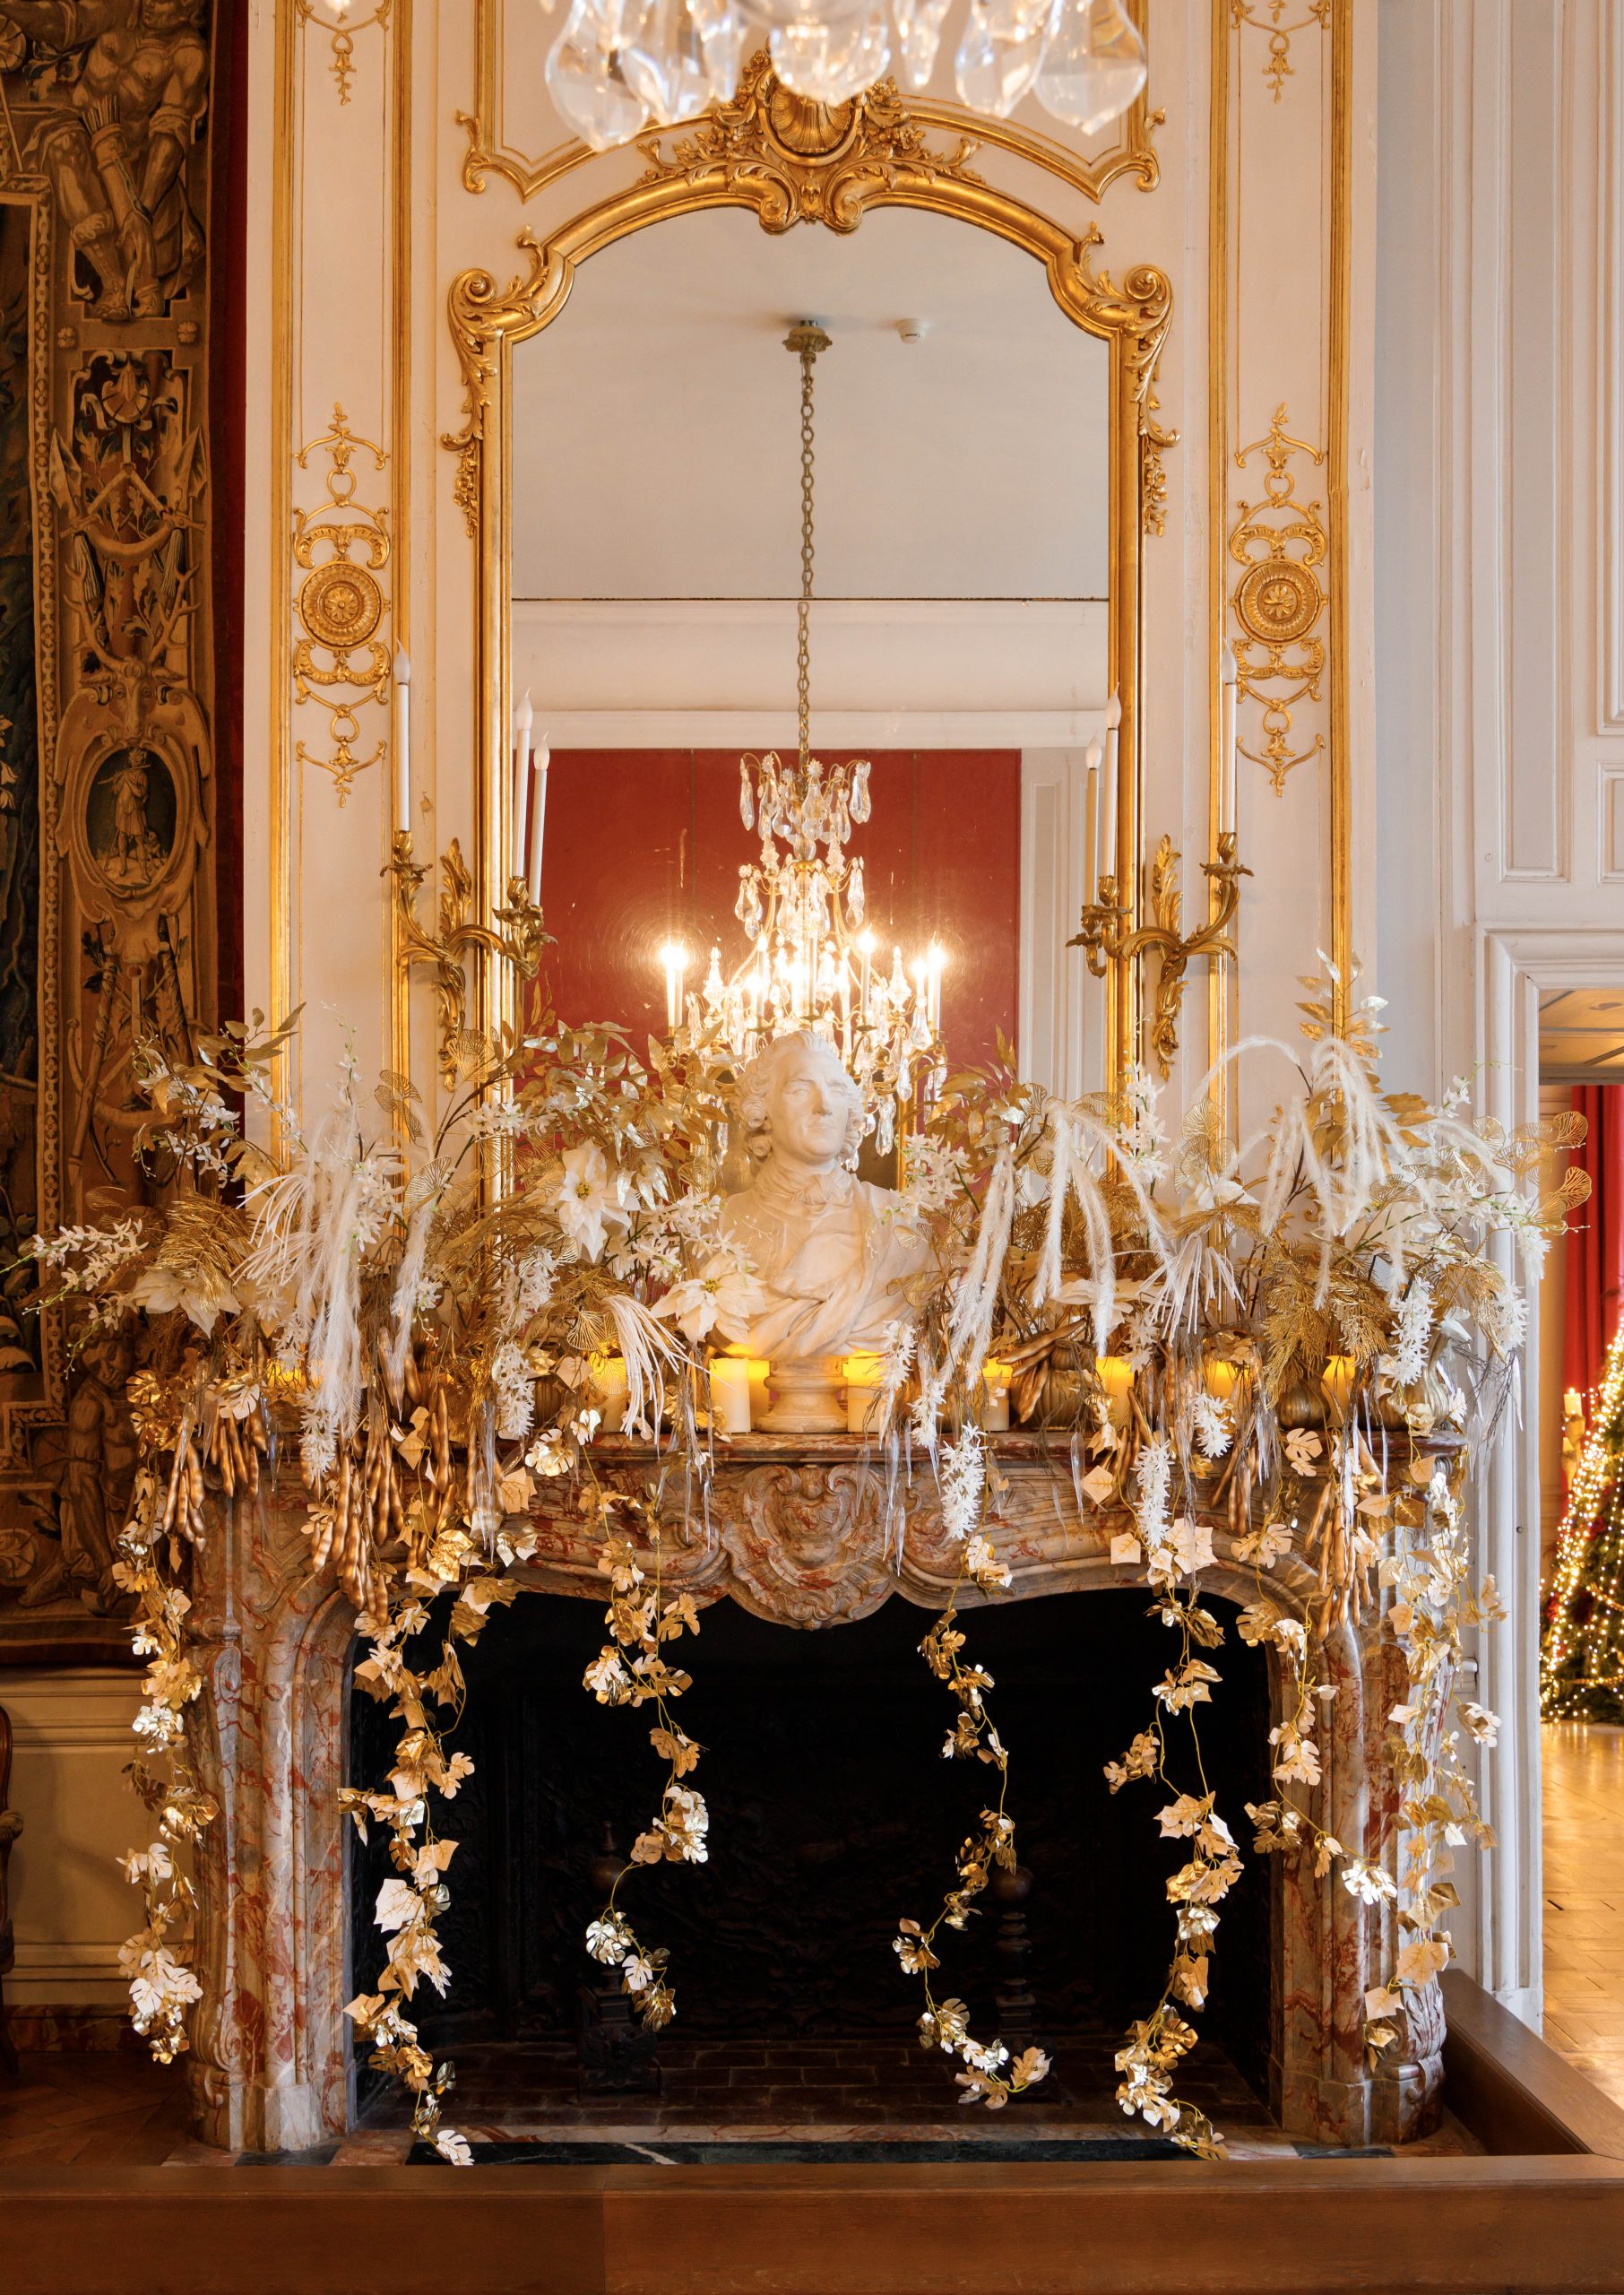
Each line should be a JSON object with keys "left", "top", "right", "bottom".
{"left": 347, "top": 1585, "right": 1275, "bottom": 2135}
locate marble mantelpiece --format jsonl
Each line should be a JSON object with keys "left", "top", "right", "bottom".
{"left": 180, "top": 1433, "right": 1435, "bottom": 2155}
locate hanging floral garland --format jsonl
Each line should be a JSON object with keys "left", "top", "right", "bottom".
{"left": 24, "top": 965, "right": 1585, "bottom": 2161}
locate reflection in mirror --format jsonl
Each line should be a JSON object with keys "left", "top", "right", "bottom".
{"left": 508, "top": 204, "right": 1113, "bottom": 1113}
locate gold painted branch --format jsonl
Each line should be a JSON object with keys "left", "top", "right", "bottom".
{"left": 1068, "top": 831, "right": 1249, "bottom": 1076}
{"left": 384, "top": 831, "right": 549, "bottom": 1087}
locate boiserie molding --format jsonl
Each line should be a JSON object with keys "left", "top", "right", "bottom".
{"left": 1231, "top": 0, "right": 1332, "bottom": 104}
{"left": 458, "top": 0, "right": 1161, "bottom": 207}
{"left": 295, "top": 0, "right": 393, "bottom": 106}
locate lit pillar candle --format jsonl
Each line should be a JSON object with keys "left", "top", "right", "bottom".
{"left": 1204, "top": 1355, "right": 1240, "bottom": 1404}
{"left": 710, "top": 1355, "right": 753, "bottom": 1435}
{"left": 1095, "top": 1353, "right": 1134, "bottom": 1425}
{"left": 393, "top": 648, "right": 410, "bottom": 833}
{"left": 980, "top": 1360, "right": 1013, "bottom": 1432}
{"left": 722, "top": 1346, "right": 770, "bottom": 1424}
{"left": 529, "top": 734, "right": 549, "bottom": 907}
{"left": 513, "top": 689, "right": 533, "bottom": 882}
{"left": 593, "top": 1356, "right": 628, "bottom": 1434}
{"left": 844, "top": 1351, "right": 885, "bottom": 1435}
{"left": 1321, "top": 1354, "right": 1358, "bottom": 1422}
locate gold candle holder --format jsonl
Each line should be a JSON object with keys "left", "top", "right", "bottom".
{"left": 385, "top": 828, "right": 550, "bottom": 1087}
{"left": 1069, "top": 831, "right": 1250, "bottom": 1078}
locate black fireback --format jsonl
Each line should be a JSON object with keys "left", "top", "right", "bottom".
{"left": 347, "top": 1583, "right": 1273, "bottom": 2103}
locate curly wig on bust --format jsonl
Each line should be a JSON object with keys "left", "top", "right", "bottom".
{"left": 737, "top": 1028, "right": 866, "bottom": 1165}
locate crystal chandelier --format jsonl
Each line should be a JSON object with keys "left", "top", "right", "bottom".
{"left": 546, "top": 0, "right": 1146, "bottom": 151}
{"left": 665, "top": 324, "right": 943, "bottom": 1156}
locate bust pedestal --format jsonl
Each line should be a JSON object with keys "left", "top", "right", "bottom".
{"left": 760, "top": 1355, "right": 846, "bottom": 1432}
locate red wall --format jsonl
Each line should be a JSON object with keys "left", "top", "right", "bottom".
{"left": 535, "top": 749, "right": 1021, "bottom": 1071}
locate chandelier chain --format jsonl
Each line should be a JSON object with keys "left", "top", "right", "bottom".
{"left": 786, "top": 322, "right": 829, "bottom": 773}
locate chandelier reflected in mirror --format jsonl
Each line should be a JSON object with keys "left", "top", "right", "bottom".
{"left": 545, "top": 0, "right": 1146, "bottom": 151}
{"left": 660, "top": 323, "right": 943, "bottom": 1156}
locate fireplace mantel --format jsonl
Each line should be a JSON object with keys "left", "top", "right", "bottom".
{"left": 179, "top": 1434, "right": 1438, "bottom": 2159}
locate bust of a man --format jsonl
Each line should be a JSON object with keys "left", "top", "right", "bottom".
{"left": 716, "top": 1031, "right": 929, "bottom": 1385}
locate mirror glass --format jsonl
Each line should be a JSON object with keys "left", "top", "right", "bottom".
{"left": 507, "top": 204, "right": 1112, "bottom": 1100}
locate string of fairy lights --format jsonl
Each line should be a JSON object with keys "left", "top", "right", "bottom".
{"left": 1542, "top": 1318, "right": 1624, "bottom": 1719}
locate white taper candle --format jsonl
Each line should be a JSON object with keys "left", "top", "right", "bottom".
{"left": 1219, "top": 642, "right": 1238, "bottom": 836}
{"left": 528, "top": 735, "right": 549, "bottom": 906}
{"left": 393, "top": 648, "right": 410, "bottom": 834}
{"left": 513, "top": 688, "right": 533, "bottom": 880}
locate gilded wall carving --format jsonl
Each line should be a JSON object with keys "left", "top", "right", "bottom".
{"left": 0, "top": 0, "right": 220, "bottom": 1661}
{"left": 293, "top": 403, "right": 392, "bottom": 805}
{"left": 1228, "top": 403, "right": 1327, "bottom": 797}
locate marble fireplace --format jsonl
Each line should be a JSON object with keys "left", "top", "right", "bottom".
{"left": 180, "top": 1433, "right": 1434, "bottom": 2155}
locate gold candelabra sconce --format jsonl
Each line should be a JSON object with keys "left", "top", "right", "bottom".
{"left": 385, "top": 830, "right": 550, "bottom": 1090}
{"left": 1067, "top": 828, "right": 1249, "bottom": 1078}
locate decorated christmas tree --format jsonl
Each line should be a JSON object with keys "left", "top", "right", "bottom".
{"left": 1542, "top": 1321, "right": 1624, "bottom": 1719}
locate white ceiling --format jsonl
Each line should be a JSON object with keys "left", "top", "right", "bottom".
{"left": 509, "top": 204, "right": 1110, "bottom": 603}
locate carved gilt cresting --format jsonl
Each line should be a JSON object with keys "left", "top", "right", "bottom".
{"left": 456, "top": 0, "right": 1161, "bottom": 208}
{"left": 441, "top": 49, "right": 1176, "bottom": 1097}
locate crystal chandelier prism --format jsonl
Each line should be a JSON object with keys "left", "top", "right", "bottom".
{"left": 546, "top": 0, "right": 1145, "bottom": 151}
{"left": 666, "top": 324, "right": 943, "bottom": 1155}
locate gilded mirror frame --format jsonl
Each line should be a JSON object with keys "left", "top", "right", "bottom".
{"left": 444, "top": 53, "right": 1175, "bottom": 1090}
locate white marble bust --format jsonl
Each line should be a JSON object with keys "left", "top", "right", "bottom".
{"left": 716, "top": 1032, "right": 929, "bottom": 1409}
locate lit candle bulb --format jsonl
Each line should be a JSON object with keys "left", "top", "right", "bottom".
{"left": 393, "top": 648, "right": 410, "bottom": 833}
{"left": 528, "top": 734, "right": 549, "bottom": 907}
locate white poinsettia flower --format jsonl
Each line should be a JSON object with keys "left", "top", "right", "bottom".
{"left": 655, "top": 1251, "right": 766, "bottom": 1344}
{"left": 552, "top": 1143, "right": 630, "bottom": 1262}
{"left": 128, "top": 1259, "right": 242, "bottom": 1336}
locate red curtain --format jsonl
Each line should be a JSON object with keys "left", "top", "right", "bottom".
{"left": 1563, "top": 1085, "right": 1624, "bottom": 1406}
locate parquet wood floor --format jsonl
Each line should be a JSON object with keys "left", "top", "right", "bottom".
{"left": 0, "top": 2049, "right": 188, "bottom": 2166}
{"left": 1542, "top": 1721, "right": 1624, "bottom": 2104}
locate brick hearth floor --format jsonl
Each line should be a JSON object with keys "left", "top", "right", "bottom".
{"left": 0, "top": 2025, "right": 1483, "bottom": 2165}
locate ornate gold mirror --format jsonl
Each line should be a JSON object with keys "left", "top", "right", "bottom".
{"left": 446, "top": 56, "right": 1172, "bottom": 1095}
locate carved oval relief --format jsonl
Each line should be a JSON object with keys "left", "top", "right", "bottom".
{"left": 87, "top": 743, "right": 178, "bottom": 896}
